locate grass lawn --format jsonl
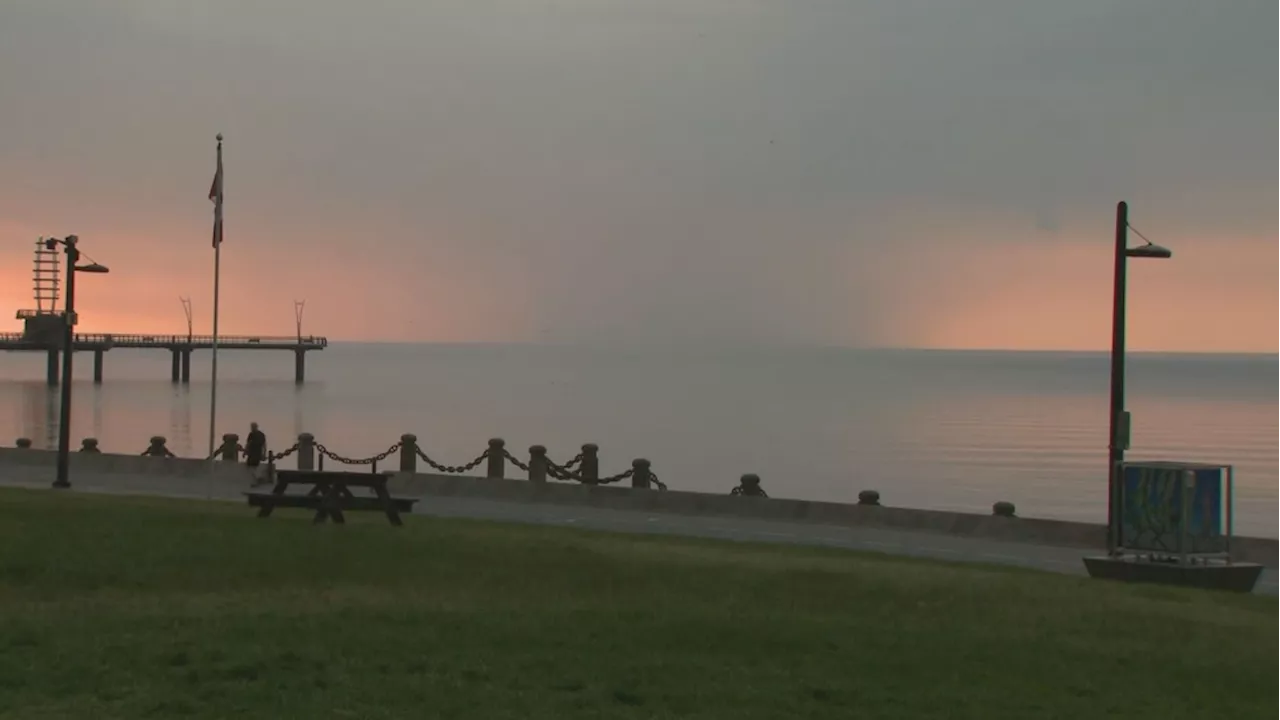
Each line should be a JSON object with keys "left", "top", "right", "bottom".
{"left": 0, "top": 489, "right": 1273, "bottom": 719}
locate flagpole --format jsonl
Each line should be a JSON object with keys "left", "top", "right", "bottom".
{"left": 207, "top": 133, "right": 223, "bottom": 465}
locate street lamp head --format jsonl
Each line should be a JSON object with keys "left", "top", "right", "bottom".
{"left": 74, "top": 262, "right": 110, "bottom": 274}
{"left": 1125, "top": 242, "right": 1172, "bottom": 260}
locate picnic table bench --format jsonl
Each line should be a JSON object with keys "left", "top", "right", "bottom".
{"left": 244, "top": 469, "right": 418, "bottom": 526}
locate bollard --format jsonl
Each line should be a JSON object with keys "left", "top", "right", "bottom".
{"left": 220, "top": 433, "right": 240, "bottom": 462}
{"left": 737, "top": 473, "right": 766, "bottom": 497}
{"left": 528, "top": 445, "right": 548, "bottom": 483}
{"left": 486, "top": 438, "right": 506, "bottom": 479}
{"left": 297, "top": 433, "right": 316, "bottom": 471}
{"left": 580, "top": 443, "right": 599, "bottom": 484}
{"left": 857, "top": 490, "right": 881, "bottom": 506}
{"left": 79, "top": 438, "right": 101, "bottom": 453}
{"left": 15, "top": 438, "right": 32, "bottom": 449}
{"left": 631, "top": 458, "right": 652, "bottom": 489}
{"left": 399, "top": 434, "right": 418, "bottom": 473}
{"left": 992, "top": 501, "right": 1016, "bottom": 518}
{"left": 143, "top": 436, "right": 173, "bottom": 457}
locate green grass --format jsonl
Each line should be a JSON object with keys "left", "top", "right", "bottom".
{"left": 0, "top": 489, "right": 1273, "bottom": 720}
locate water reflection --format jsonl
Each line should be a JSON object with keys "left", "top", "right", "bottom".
{"left": 0, "top": 346, "right": 1274, "bottom": 537}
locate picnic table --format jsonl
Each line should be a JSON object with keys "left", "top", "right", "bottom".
{"left": 244, "top": 469, "right": 418, "bottom": 526}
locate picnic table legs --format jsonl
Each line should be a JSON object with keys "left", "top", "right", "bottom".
{"left": 256, "top": 477, "right": 293, "bottom": 518}
{"left": 372, "top": 480, "right": 404, "bottom": 527}
{"left": 312, "top": 482, "right": 350, "bottom": 525}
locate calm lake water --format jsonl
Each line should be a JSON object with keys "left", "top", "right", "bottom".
{"left": 1, "top": 344, "right": 1276, "bottom": 537}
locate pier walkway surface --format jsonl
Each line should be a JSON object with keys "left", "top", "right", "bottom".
{"left": 1, "top": 461, "right": 1274, "bottom": 596}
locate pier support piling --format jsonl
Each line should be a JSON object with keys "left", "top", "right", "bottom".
{"left": 180, "top": 350, "right": 191, "bottom": 384}
{"left": 46, "top": 349, "right": 59, "bottom": 385}
{"left": 92, "top": 349, "right": 104, "bottom": 384}
{"left": 170, "top": 350, "right": 180, "bottom": 383}
{"left": 294, "top": 350, "right": 306, "bottom": 384}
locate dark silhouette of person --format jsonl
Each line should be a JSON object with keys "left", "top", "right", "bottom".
{"left": 245, "top": 422, "right": 267, "bottom": 482}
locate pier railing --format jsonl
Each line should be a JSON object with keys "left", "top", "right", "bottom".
{"left": 0, "top": 332, "right": 327, "bottom": 348}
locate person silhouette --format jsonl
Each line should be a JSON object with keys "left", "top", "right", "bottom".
{"left": 245, "top": 422, "right": 268, "bottom": 485}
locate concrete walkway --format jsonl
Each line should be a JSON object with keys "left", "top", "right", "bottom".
{"left": 2, "top": 463, "right": 1274, "bottom": 596}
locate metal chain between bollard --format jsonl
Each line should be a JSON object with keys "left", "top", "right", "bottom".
{"left": 501, "top": 448, "right": 531, "bottom": 473}
{"left": 545, "top": 455, "right": 638, "bottom": 486}
{"left": 648, "top": 471, "right": 668, "bottom": 492}
{"left": 556, "top": 452, "right": 584, "bottom": 470}
{"left": 273, "top": 443, "right": 300, "bottom": 461}
{"left": 545, "top": 457, "right": 580, "bottom": 481}
{"left": 314, "top": 440, "right": 402, "bottom": 466}
{"left": 414, "top": 447, "right": 490, "bottom": 474}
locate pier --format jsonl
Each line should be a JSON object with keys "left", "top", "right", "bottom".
{"left": 0, "top": 331, "right": 327, "bottom": 385}
{"left": 5, "top": 238, "right": 325, "bottom": 385}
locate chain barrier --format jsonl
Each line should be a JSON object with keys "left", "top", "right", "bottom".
{"left": 545, "top": 457, "right": 582, "bottom": 482}
{"left": 501, "top": 448, "right": 531, "bottom": 473}
{"left": 127, "top": 433, "right": 670, "bottom": 490}
{"left": 315, "top": 440, "right": 402, "bottom": 466}
{"left": 545, "top": 455, "right": 637, "bottom": 486}
{"left": 598, "top": 468, "right": 637, "bottom": 485}
{"left": 415, "top": 447, "right": 490, "bottom": 474}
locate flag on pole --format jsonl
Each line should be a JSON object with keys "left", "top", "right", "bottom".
{"left": 209, "top": 146, "right": 224, "bottom": 247}
{"left": 207, "top": 133, "right": 224, "bottom": 465}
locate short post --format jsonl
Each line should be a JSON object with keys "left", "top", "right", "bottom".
{"left": 631, "top": 458, "right": 652, "bottom": 489}
{"left": 580, "top": 443, "right": 599, "bottom": 484}
{"left": 400, "top": 434, "right": 417, "bottom": 473}
{"left": 144, "top": 436, "right": 171, "bottom": 457}
{"left": 486, "top": 438, "right": 506, "bottom": 479}
{"left": 992, "top": 501, "right": 1017, "bottom": 518}
{"left": 15, "top": 438, "right": 32, "bottom": 449}
{"left": 738, "top": 473, "right": 765, "bottom": 497}
{"left": 528, "top": 445, "right": 548, "bottom": 483}
{"left": 297, "top": 432, "right": 315, "bottom": 471}
{"left": 220, "top": 433, "right": 240, "bottom": 462}
{"left": 79, "top": 438, "right": 101, "bottom": 453}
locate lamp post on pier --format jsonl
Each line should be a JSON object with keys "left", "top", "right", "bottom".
{"left": 48, "top": 235, "right": 110, "bottom": 490}
{"left": 1106, "top": 202, "right": 1172, "bottom": 553}
{"left": 294, "top": 300, "right": 306, "bottom": 343}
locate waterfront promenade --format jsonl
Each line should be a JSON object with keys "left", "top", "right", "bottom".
{"left": 1, "top": 459, "right": 1274, "bottom": 596}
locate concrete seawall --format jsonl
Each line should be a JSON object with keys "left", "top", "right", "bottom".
{"left": 3, "top": 447, "right": 1274, "bottom": 567}
{"left": 387, "top": 472, "right": 1280, "bottom": 566}
{"left": 0, "top": 446, "right": 251, "bottom": 482}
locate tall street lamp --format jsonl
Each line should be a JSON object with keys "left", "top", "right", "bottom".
{"left": 1106, "top": 202, "right": 1172, "bottom": 553}
{"left": 48, "top": 235, "right": 109, "bottom": 490}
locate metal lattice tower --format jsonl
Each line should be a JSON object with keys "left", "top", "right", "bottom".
{"left": 33, "top": 238, "right": 61, "bottom": 314}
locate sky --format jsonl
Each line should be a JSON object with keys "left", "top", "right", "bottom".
{"left": 0, "top": 0, "right": 1275, "bottom": 352}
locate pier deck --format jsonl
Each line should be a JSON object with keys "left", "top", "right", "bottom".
{"left": 0, "top": 332, "right": 326, "bottom": 351}
{"left": 0, "top": 332, "right": 327, "bottom": 384}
